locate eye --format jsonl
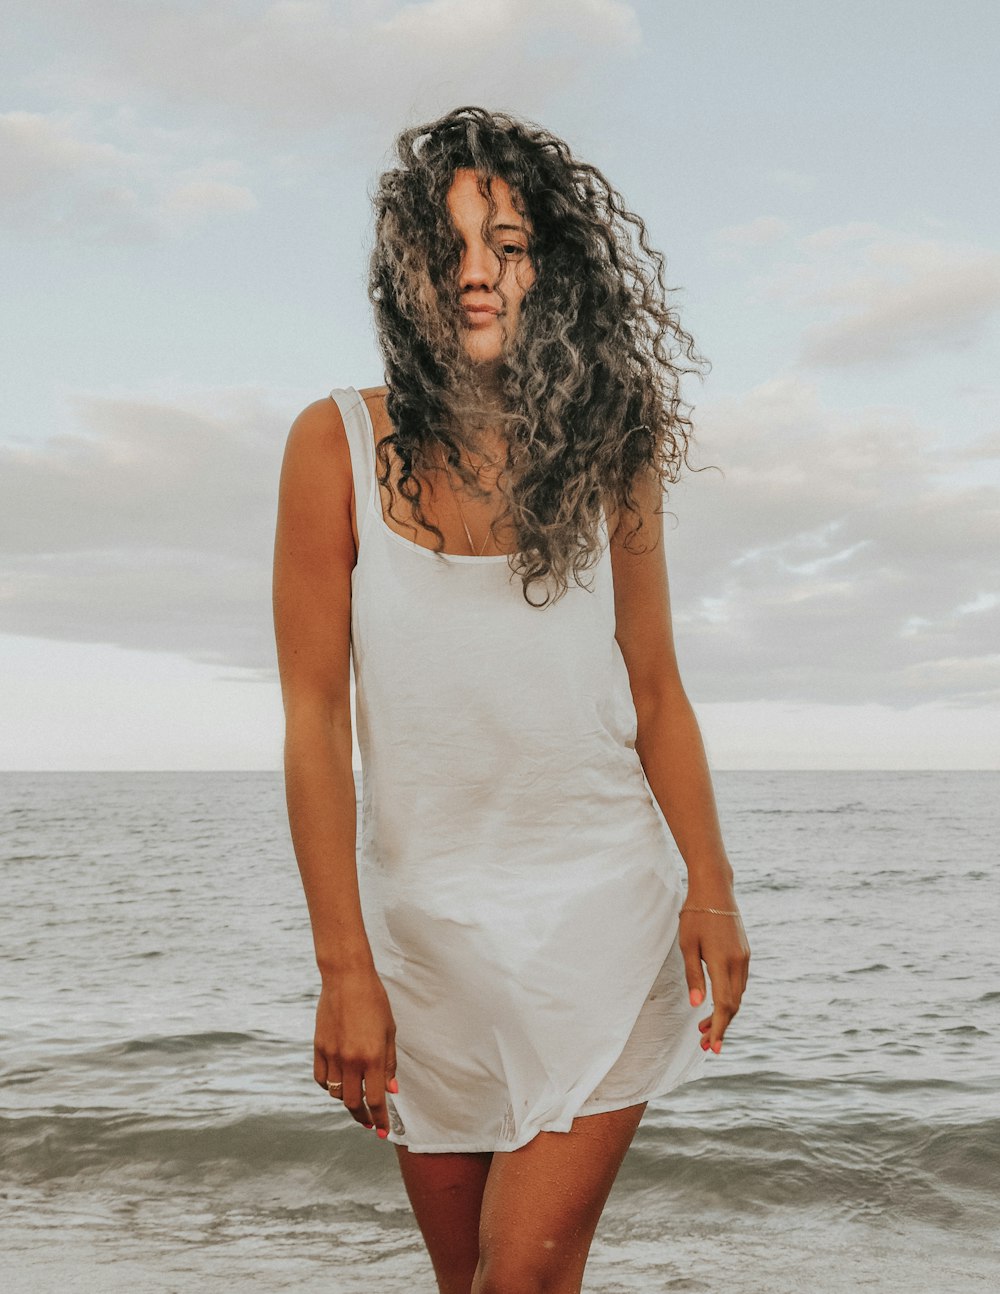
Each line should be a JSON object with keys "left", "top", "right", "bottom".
{"left": 502, "top": 244, "right": 527, "bottom": 256}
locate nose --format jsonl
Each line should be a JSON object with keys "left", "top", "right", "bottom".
{"left": 459, "top": 238, "right": 499, "bottom": 292}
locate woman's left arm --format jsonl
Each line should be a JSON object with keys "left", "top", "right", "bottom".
{"left": 609, "top": 470, "right": 751, "bottom": 1055}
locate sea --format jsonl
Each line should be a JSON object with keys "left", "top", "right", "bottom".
{"left": 1, "top": 770, "right": 997, "bottom": 1293}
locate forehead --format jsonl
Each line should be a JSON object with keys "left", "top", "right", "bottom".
{"left": 445, "top": 168, "right": 529, "bottom": 227}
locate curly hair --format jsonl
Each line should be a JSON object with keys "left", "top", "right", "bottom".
{"left": 367, "top": 105, "right": 710, "bottom": 607}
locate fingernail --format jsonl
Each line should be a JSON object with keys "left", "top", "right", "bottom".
{"left": 712, "top": 1040, "right": 722, "bottom": 1054}
{"left": 377, "top": 1128, "right": 389, "bottom": 1139}
{"left": 690, "top": 990, "right": 703, "bottom": 1007}
{"left": 362, "top": 1121, "right": 374, "bottom": 1129}
{"left": 387, "top": 1078, "right": 399, "bottom": 1094}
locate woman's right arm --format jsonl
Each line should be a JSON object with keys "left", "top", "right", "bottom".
{"left": 271, "top": 396, "right": 397, "bottom": 1136}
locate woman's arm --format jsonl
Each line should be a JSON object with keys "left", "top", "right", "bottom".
{"left": 610, "top": 468, "right": 750, "bottom": 1054}
{"left": 272, "top": 396, "right": 397, "bottom": 1134}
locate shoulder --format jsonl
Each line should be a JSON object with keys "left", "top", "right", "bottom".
{"left": 279, "top": 394, "right": 355, "bottom": 508}
{"left": 608, "top": 464, "right": 662, "bottom": 552}
{"left": 283, "top": 387, "right": 381, "bottom": 466}
{"left": 286, "top": 393, "right": 345, "bottom": 441}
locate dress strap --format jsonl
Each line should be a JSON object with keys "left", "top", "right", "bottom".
{"left": 329, "top": 386, "right": 376, "bottom": 525}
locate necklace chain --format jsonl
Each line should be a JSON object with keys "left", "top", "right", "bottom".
{"left": 455, "top": 497, "right": 493, "bottom": 556}
{"left": 437, "top": 445, "right": 496, "bottom": 556}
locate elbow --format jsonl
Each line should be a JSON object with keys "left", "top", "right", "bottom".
{"left": 282, "top": 697, "right": 353, "bottom": 750}
{"left": 630, "top": 659, "right": 688, "bottom": 712}
{"left": 632, "top": 671, "right": 692, "bottom": 732}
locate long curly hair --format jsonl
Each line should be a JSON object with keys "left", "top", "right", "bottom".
{"left": 367, "top": 105, "right": 710, "bottom": 607}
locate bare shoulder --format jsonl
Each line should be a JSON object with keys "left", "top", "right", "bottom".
{"left": 271, "top": 392, "right": 365, "bottom": 715}
{"left": 276, "top": 394, "right": 358, "bottom": 560}
{"left": 285, "top": 394, "right": 349, "bottom": 458}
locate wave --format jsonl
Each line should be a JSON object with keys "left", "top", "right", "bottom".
{"left": 0, "top": 1031, "right": 283, "bottom": 1084}
{"left": 2, "top": 1102, "right": 995, "bottom": 1231}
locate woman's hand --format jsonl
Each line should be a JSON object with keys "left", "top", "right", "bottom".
{"left": 313, "top": 967, "right": 398, "bottom": 1138}
{"left": 680, "top": 902, "right": 750, "bottom": 1054}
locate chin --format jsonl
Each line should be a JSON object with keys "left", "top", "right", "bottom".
{"left": 463, "top": 341, "right": 503, "bottom": 367}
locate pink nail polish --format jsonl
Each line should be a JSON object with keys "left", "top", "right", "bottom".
{"left": 377, "top": 1128, "right": 389, "bottom": 1139}
{"left": 388, "top": 1078, "right": 399, "bottom": 1094}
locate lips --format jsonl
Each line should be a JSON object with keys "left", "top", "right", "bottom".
{"left": 462, "top": 304, "right": 500, "bottom": 316}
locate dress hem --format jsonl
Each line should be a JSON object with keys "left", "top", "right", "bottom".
{"left": 386, "top": 1048, "right": 706, "bottom": 1154}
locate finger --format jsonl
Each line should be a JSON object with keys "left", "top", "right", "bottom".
{"left": 386, "top": 1033, "right": 398, "bottom": 1095}
{"left": 341, "top": 1067, "right": 374, "bottom": 1129}
{"left": 314, "top": 1048, "right": 331, "bottom": 1091}
{"left": 364, "top": 1068, "right": 390, "bottom": 1139}
{"left": 682, "top": 947, "right": 707, "bottom": 1008}
{"left": 707, "top": 1000, "right": 736, "bottom": 1053}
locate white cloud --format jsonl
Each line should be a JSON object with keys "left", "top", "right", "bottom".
{"left": 1, "top": 376, "right": 997, "bottom": 711}
{"left": 20, "top": 0, "right": 641, "bottom": 136}
{"left": 161, "top": 175, "right": 259, "bottom": 223}
{"left": 0, "top": 110, "right": 257, "bottom": 240}
{"left": 798, "top": 221, "right": 883, "bottom": 252}
{"left": 0, "top": 387, "right": 284, "bottom": 671}
{"left": 1, "top": 0, "right": 641, "bottom": 241}
{"left": 800, "top": 243, "right": 1000, "bottom": 366}
{"left": 666, "top": 376, "right": 1000, "bottom": 707}
{"left": 754, "top": 225, "right": 1000, "bottom": 368}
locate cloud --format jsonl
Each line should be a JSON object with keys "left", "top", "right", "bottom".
{"left": 0, "top": 388, "right": 284, "bottom": 673}
{"left": 751, "top": 224, "right": 1000, "bottom": 369}
{"left": 19, "top": 0, "right": 641, "bottom": 136}
{"left": 0, "top": 109, "right": 257, "bottom": 241}
{"left": 665, "top": 376, "right": 1000, "bottom": 707}
{"left": 798, "top": 221, "right": 883, "bottom": 252}
{"left": 800, "top": 241, "right": 1000, "bottom": 366}
{"left": 1, "top": 377, "right": 997, "bottom": 709}
{"left": 2, "top": 0, "right": 640, "bottom": 240}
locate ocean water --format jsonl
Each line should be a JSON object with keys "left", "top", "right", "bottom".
{"left": 1, "top": 769, "right": 997, "bottom": 1293}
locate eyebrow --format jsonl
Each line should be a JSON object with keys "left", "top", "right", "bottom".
{"left": 493, "top": 222, "right": 528, "bottom": 234}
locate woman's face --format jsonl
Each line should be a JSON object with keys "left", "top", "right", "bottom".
{"left": 445, "top": 168, "right": 536, "bottom": 368}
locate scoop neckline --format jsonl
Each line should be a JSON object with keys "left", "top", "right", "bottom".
{"left": 351, "top": 387, "right": 516, "bottom": 564}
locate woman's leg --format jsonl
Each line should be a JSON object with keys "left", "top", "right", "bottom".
{"left": 472, "top": 1103, "right": 647, "bottom": 1294}
{"left": 394, "top": 1144, "right": 494, "bottom": 1294}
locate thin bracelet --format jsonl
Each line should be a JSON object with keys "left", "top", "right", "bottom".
{"left": 680, "top": 906, "right": 741, "bottom": 917}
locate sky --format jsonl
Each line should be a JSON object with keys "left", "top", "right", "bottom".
{"left": 1, "top": 0, "right": 998, "bottom": 771}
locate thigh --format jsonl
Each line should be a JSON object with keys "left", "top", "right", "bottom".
{"left": 394, "top": 1144, "right": 494, "bottom": 1294}
{"left": 474, "top": 1103, "right": 647, "bottom": 1294}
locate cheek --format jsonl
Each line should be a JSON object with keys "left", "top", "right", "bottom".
{"left": 510, "top": 262, "right": 536, "bottom": 310}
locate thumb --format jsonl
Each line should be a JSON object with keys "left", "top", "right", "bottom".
{"left": 684, "top": 950, "right": 706, "bottom": 1008}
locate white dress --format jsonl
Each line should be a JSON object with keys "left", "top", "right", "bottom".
{"left": 332, "top": 386, "right": 705, "bottom": 1154}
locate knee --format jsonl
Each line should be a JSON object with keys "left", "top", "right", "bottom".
{"left": 473, "top": 1243, "right": 570, "bottom": 1294}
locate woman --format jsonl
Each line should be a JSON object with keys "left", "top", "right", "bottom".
{"left": 272, "top": 106, "right": 749, "bottom": 1294}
